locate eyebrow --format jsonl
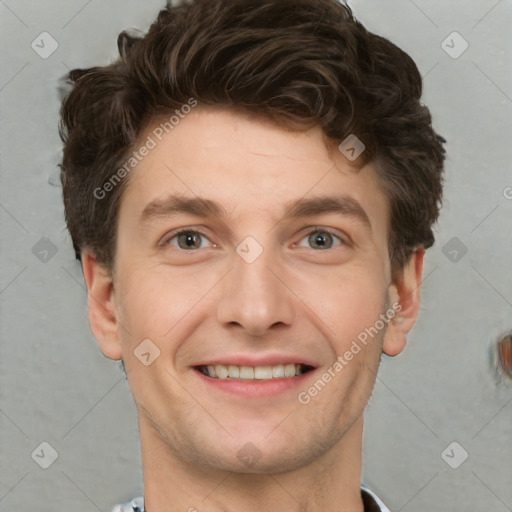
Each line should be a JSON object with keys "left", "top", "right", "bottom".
{"left": 139, "top": 194, "right": 372, "bottom": 230}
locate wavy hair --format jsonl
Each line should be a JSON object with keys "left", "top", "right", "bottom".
{"left": 59, "top": 0, "right": 446, "bottom": 279}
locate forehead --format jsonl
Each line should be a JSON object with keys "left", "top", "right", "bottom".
{"left": 119, "top": 106, "right": 389, "bottom": 236}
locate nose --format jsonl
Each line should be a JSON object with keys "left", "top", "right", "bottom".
{"left": 216, "top": 242, "right": 295, "bottom": 337}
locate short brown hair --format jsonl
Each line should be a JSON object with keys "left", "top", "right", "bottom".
{"left": 58, "top": 0, "right": 446, "bottom": 279}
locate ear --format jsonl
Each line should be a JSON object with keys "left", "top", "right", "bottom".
{"left": 382, "top": 246, "right": 425, "bottom": 357}
{"left": 81, "top": 250, "right": 123, "bottom": 361}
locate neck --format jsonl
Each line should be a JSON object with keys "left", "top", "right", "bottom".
{"left": 138, "top": 415, "right": 365, "bottom": 512}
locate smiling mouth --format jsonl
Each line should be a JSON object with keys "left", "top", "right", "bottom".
{"left": 195, "top": 363, "right": 315, "bottom": 380}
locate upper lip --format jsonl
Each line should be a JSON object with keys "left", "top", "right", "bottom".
{"left": 193, "top": 354, "right": 318, "bottom": 368}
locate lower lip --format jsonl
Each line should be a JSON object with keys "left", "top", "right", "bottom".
{"left": 193, "top": 368, "right": 316, "bottom": 398}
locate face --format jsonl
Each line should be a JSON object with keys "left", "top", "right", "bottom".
{"left": 102, "top": 106, "right": 404, "bottom": 473}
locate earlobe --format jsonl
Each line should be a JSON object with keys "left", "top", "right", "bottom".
{"left": 382, "top": 246, "right": 425, "bottom": 357}
{"left": 81, "top": 250, "right": 123, "bottom": 361}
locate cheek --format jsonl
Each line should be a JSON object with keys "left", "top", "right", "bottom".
{"left": 307, "top": 264, "right": 387, "bottom": 343}
{"left": 116, "top": 273, "right": 174, "bottom": 340}
{"left": 116, "top": 267, "right": 214, "bottom": 355}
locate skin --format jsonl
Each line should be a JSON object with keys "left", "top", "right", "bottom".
{"left": 82, "top": 105, "right": 424, "bottom": 512}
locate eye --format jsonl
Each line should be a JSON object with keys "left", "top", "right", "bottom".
{"left": 161, "top": 227, "right": 348, "bottom": 252}
{"left": 296, "top": 228, "right": 348, "bottom": 250}
{"left": 163, "top": 229, "right": 214, "bottom": 251}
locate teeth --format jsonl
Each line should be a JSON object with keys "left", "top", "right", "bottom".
{"left": 201, "top": 363, "right": 307, "bottom": 380}
{"left": 239, "top": 366, "right": 254, "bottom": 379}
{"left": 227, "top": 365, "right": 240, "bottom": 378}
{"left": 284, "top": 363, "right": 296, "bottom": 377}
{"left": 214, "top": 365, "right": 229, "bottom": 379}
{"left": 254, "top": 366, "right": 272, "bottom": 380}
{"left": 272, "top": 365, "right": 285, "bottom": 378}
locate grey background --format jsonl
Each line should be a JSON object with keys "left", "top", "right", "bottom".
{"left": 1, "top": 1, "right": 511, "bottom": 511}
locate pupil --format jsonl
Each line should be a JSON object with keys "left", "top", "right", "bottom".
{"left": 180, "top": 232, "right": 200, "bottom": 249}
{"left": 311, "top": 232, "right": 331, "bottom": 250}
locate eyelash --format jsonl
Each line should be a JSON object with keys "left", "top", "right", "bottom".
{"left": 161, "top": 227, "right": 349, "bottom": 251}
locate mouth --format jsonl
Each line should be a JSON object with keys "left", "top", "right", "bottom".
{"left": 194, "top": 363, "right": 316, "bottom": 380}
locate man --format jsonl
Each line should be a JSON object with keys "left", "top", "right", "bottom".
{"left": 58, "top": 0, "right": 446, "bottom": 510}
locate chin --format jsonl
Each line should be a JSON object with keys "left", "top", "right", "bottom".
{"left": 186, "top": 427, "right": 336, "bottom": 476}
{"left": 198, "top": 446, "right": 319, "bottom": 475}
